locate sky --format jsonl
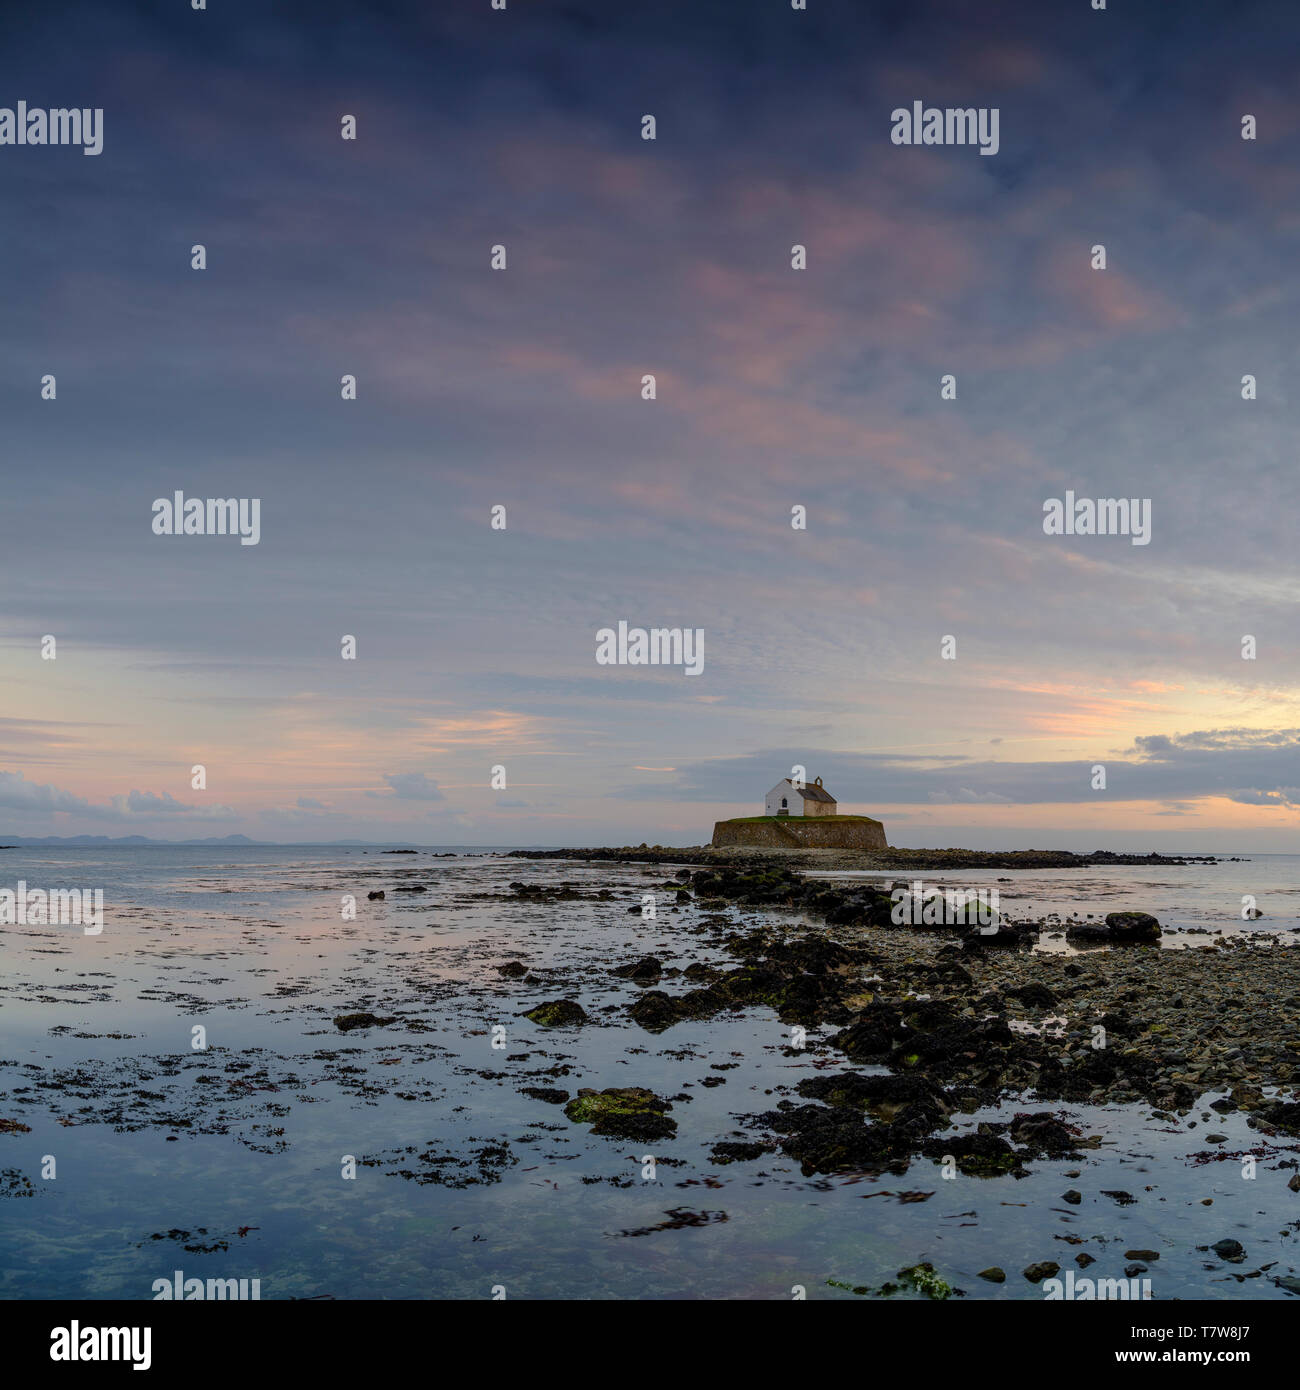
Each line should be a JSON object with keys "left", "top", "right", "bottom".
{"left": 3, "top": 0, "right": 1300, "bottom": 850}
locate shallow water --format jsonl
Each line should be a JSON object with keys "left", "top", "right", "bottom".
{"left": 1, "top": 846, "right": 1297, "bottom": 1299}
{"left": 805, "top": 855, "right": 1300, "bottom": 946}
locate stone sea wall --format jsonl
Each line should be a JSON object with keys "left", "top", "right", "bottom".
{"left": 711, "top": 815, "right": 888, "bottom": 850}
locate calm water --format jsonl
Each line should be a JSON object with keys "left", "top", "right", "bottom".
{"left": 1, "top": 845, "right": 1298, "bottom": 1300}
{"left": 806, "top": 853, "right": 1300, "bottom": 944}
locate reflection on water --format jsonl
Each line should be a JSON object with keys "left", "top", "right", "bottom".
{"left": 1, "top": 846, "right": 1298, "bottom": 1299}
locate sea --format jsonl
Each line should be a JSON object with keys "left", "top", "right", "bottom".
{"left": 1, "top": 844, "right": 1298, "bottom": 1301}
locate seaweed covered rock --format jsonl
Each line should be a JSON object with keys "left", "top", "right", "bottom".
{"left": 627, "top": 989, "right": 681, "bottom": 1031}
{"left": 829, "top": 1263, "right": 957, "bottom": 1300}
{"left": 757, "top": 1102, "right": 908, "bottom": 1175}
{"left": 1251, "top": 1100, "right": 1300, "bottom": 1136}
{"left": 682, "top": 961, "right": 720, "bottom": 982}
{"left": 821, "top": 890, "right": 896, "bottom": 928}
{"left": 1031, "top": 1043, "right": 1167, "bottom": 1106}
{"left": 758, "top": 1071, "right": 953, "bottom": 1176}
{"left": 708, "top": 1141, "right": 770, "bottom": 1164}
{"left": 756, "top": 933, "right": 873, "bottom": 973}
{"left": 524, "top": 999, "right": 589, "bottom": 1027}
{"left": 797, "top": 1071, "right": 952, "bottom": 1129}
{"left": 520, "top": 1086, "right": 569, "bottom": 1104}
{"left": 690, "top": 866, "right": 801, "bottom": 905}
{"left": 333, "top": 1011, "right": 397, "bottom": 1031}
{"left": 921, "top": 1131, "right": 1022, "bottom": 1177}
{"left": 1007, "top": 1111, "right": 1085, "bottom": 1159}
{"left": 626, "top": 931, "right": 873, "bottom": 1032}
{"left": 827, "top": 1004, "right": 905, "bottom": 1062}
{"left": 612, "top": 956, "right": 663, "bottom": 983}
{"left": 628, "top": 986, "right": 729, "bottom": 1032}
{"left": 564, "top": 1087, "right": 677, "bottom": 1141}
{"left": 889, "top": 1011, "right": 1015, "bottom": 1076}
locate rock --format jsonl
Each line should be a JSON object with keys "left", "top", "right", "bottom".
{"left": 623, "top": 933, "right": 870, "bottom": 1033}
{"left": 890, "top": 1011, "right": 1016, "bottom": 1076}
{"left": 1009, "top": 1112, "right": 1082, "bottom": 1158}
{"left": 923, "top": 1132, "right": 1020, "bottom": 1177}
{"left": 1211, "top": 1238, "right": 1245, "bottom": 1262}
{"left": 796, "top": 1070, "right": 951, "bottom": 1127}
{"left": 1062, "top": 1190, "right": 1082, "bottom": 1205}
{"left": 1288, "top": 1173, "right": 1300, "bottom": 1193}
{"left": 828, "top": 1008, "right": 900, "bottom": 1062}
{"left": 977, "top": 1267, "right": 1006, "bottom": 1283}
{"left": 825, "top": 891, "right": 895, "bottom": 928}
{"left": 1007, "top": 983, "right": 1057, "bottom": 1009}
{"left": 612, "top": 956, "right": 663, "bottom": 983}
{"left": 1075, "top": 1253, "right": 1096, "bottom": 1268}
{"left": 1254, "top": 1100, "right": 1300, "bottom": 1135}
{"left": 524, "top": 999, "right": 589, "bottom": 1027}
{"left": 1229, "top": 1084, "right": 1265, "bottom": 1111}
{"left": 757, "top": 1107, "right": 890, "bottom": 1175}
{"left": 1065, "top": 912, "right": 1161, "bottom": 945}
{"left": 1125, "top": 1249, "right": 1160, "bottom": 1261}
{"left": 708, "top": 1141, "right": 768, "bottom": 1164}
{"left": 367, "top": 890, "right": 385, "bottom": 900}
{"left": 563, "top": 1087, "right": 677, "bottom": 1141}
{"left": 1124, "top": 1263, "right": 1147, "bottom": 1277}
{"left": 1103, "top": 911, "right": 1161, "bottom": 941}
{"left": 961, "top": 923, "right": 1022, "bottom": 950}
{"left": 628, "top": 990, "right": 681, "bottom": 1031}
{"left": 333, "top": 1011, "right": 396, "bottom": 1031}
{"left": 495, "top": 961, "right": 528, "bottom": 978}
{"left": 520, "top": 1086, "right": 569, "bottom": 1104}
{"left": 1094, "top": 1009, "right": 1137, "bottom": 1037}
{"left": 1023, "top": 1261, "right": 1060, "bottom": 1283}
{"left": 682, "top": 962, "right": 719, "bottom": 982}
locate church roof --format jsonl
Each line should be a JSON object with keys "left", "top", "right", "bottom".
{"left": 789, "top": 779, "right": 836, "bottom": 803}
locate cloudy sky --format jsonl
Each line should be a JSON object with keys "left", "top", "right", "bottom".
{"left": 3, "top": 0, "right": 1300, "bottom": 849}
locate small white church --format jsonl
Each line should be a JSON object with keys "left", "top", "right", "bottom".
{"left": 765, "top": 776, "right": 837, "bottom": 818}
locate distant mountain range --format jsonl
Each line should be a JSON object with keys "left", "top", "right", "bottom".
{"left": 0, "top": 834, "right": 429, "bottom": 848}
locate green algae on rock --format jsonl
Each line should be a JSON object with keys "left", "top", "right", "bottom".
{"left": 829, "top": 1262, "right": 959, "bottom": 1299}
{"left": 523, "top": 999, "right": 589, "bottom": 1027}
{"left": 563, "top": 1086, "right": 677, "bottom": 1141}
